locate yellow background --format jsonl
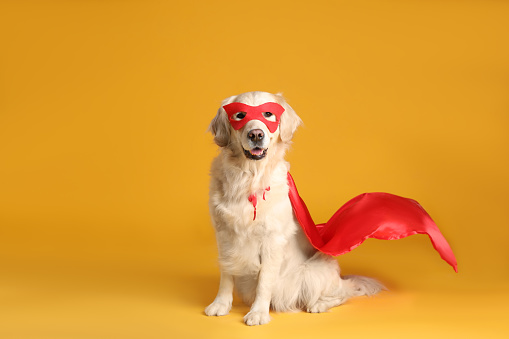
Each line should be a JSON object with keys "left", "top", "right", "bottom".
{"left": 1, "top": 0, "right": 508, "bottom": 338}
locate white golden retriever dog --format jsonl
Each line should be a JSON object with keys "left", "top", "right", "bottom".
{"left": 205, "top": 91, "right": 383, "bottom": 326}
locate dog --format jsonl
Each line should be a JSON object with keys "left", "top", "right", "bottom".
{"left": 205, "top": 91, "right": 383, "bottom": 326}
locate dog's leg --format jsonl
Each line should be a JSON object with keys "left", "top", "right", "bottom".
{"left": 205, "top": 272, "right": 234, "bottom": 316}
{"left": 243, "top": 242, "right": 284, "bottom": 326}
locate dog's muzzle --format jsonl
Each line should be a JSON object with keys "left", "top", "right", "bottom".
{"left": 244, "top": 147, "right": 268, "bottom": 160}
{"left": 244, "top": 128, "right": 267, "bottom": 160}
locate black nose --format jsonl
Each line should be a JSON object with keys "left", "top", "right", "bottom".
{"left": 248, "top": 129, "right": 264, "bottom": 142}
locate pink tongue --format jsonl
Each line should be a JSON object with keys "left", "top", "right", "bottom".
{"left": 250, "top": 148, "right": 264, "bottom": 155}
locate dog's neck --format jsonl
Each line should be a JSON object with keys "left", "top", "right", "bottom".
{"left": 220, "top": 145, "right": 288, "bottom": 196}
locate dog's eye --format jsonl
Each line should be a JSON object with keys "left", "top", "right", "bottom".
{"left": 233, "top": 112, "right": 246, "bottom": 121}
{"left": 263, "top": 112, "right": 276, "bottom": 122}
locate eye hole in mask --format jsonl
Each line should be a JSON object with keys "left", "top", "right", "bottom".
{"left": 262, "top": 112, "right": 276, "bottom": 122}
{"left": 233, "top": 112, "right": 247, "bottom": 121}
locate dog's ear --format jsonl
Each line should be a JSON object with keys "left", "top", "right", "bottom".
{"left": 277, "top": 95, "right": 302, "bottom": 143}
{"left": 208, "top": 106, "right": 231, "bottom": 147}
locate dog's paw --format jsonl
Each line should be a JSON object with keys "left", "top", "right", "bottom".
{"left": 306, "top": 296, "right": 345, "bottom": 313}
{"left": 243, "top": 311, "right": 271, "bottom": 326}
{"left": 205, "top": 301, "right": 231, "bottom": 316}
{"left": 307, "top": 302, "right": 331, "bottom": 313}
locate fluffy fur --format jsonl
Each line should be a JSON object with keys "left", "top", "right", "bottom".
{"left": 205, "top": 91, "right": 383, "bottom": 326}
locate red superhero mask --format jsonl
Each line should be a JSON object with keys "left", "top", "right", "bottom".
{"left": 223, "top": 102, "right": 285, "bottom": 133}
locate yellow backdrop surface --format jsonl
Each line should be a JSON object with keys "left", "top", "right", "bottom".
{"left": 1, "top": 0, "right": 508, "bottom": 338}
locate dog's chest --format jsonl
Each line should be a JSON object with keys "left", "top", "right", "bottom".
{"left": 214, "top": 195, "right": 283, "bottom": 275}
{"left": 217, "top": 226, "right": 265, "bottom": 274}
{"left": 209, "top": 163, "right": 294, "bottom": 275}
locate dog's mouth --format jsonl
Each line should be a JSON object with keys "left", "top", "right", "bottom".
{"left": 243, "top": 147, "right": 268, "bottom": 160}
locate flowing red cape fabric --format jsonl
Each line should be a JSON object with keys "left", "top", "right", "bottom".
{"left": 287, "top": 173, "right": 458, "bottom": 272}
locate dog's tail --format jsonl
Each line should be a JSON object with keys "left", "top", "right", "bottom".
{"left": 341, "top": 275, "right": 385, "bottom": 298}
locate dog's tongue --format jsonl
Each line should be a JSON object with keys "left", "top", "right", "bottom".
{"left": 250, "top": 148, "right": 264, "bottom": 156}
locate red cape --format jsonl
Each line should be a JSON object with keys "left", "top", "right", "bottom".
{"left": 287, "top": 172, "right": 458, "bottom": 272}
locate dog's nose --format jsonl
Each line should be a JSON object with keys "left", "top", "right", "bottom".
{"left": 248, "top": 129, "right": 264, "bottom": 142}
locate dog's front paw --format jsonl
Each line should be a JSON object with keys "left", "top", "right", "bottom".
{"left": 205, "top": 300, "right": 231, "bottom": 316}
{"left": 244, "top": 311, "right": 271, "bottom": 326}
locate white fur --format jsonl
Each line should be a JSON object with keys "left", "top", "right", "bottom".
{"left": 205, "top": 91, "right": 383, "bottom": 326}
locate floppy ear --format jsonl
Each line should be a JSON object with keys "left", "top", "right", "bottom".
{"left": 208, "top": 106, "right": 231, "bottom": 147}
{"left": 277, "top": 96, "right": 302, "bottom": 143}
